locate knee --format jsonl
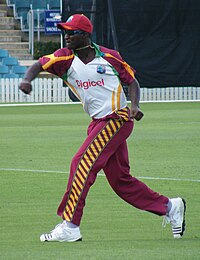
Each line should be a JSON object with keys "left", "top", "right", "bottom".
{"left": 108, "top": 175, "right": 133, "bottom": 195}
{"left": 108, "top": 178, "right": 122, "bottom": 194}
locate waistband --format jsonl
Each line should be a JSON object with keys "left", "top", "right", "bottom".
{"left": 92, "top": 106, "right": 131, "bottom": 122}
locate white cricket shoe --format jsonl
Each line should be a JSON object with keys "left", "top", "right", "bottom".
{"left": 163, "top": 197, "right": 186, "bottom": 238}
{"left": 40, "top": 221, "right": 82, "bottom": 242}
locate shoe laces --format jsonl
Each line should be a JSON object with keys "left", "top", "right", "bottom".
{"left": 162, "top": 211, "right": 180, "bottom": 228}
{"left": 162, "top": 215, "right": 170, "bottom": 228}
{"left": 50, "top": 222, "right": 66, "bottom": 233}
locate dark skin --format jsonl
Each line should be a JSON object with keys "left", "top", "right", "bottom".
{"left": 65, "top": 31, "right": 96, "bottom": 63}
{"left": 19, "top": 31, "right": 143, "bottom": 120}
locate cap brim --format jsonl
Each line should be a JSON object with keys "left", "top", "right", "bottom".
{"left": 57, "top": 23, "right": 76, "bottom": 30}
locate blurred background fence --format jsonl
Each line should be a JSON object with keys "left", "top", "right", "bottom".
{"left": 1, "top": 78, "right": 199, "bottom": 103}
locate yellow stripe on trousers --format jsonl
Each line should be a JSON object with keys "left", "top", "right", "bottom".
{"left": 63, "top": 118, "right": 125, "bottom": 221}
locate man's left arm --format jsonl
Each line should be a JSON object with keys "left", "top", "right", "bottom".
{"left": 128, "top": 78, "right": 144, "bottom": 121}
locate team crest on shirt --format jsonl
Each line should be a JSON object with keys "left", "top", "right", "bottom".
{"left": 97, "top": 65, "right": 106, "bottom": 74}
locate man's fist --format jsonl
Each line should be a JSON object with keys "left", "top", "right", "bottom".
{"left": 130, "top": 105, "right": 144, "bottom": 121}
{"left": 19, "top": 80, "right": 32, "bottom": 94}
{"left": 134, "top": 110, "right": 144, "bottom": 121}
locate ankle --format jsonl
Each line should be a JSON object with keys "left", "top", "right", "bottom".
{"left": 64, "top": 221, "right": 79, "bottom": 229}
{"left": 166, "top": 199, "right": 172, "bottom": 215}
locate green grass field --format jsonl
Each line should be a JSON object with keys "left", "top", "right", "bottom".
{"left": 0, "top": 102, "right": 200, "bottom": 260}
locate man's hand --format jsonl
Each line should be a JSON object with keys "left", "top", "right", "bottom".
{"left": 130, "top": 104, "right": 144, "bottom": 121}
{"left": 19, "top": 79, "right": 32, "bottom": 95}
{"left": 19, "top": 62, "right": 43, "bottom": 95}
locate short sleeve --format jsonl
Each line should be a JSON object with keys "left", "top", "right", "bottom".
{"left": 100, "top": 46, "right": 136, "bottom": 85}
{"left": 38, "top": 48, "right": 74, "bottom": 78}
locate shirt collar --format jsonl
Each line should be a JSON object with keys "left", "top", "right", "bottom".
{"left": 91, "top": 42, "right": 103, "bottom": 57}
{"left": 72, "top": 42, "right": 103, "bottom": 57}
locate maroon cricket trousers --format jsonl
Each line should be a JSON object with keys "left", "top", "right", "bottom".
{"left": 57, "top": 108, "right": 168, "bottom": 225}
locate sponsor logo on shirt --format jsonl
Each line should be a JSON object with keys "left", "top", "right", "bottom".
{"left": 76, "top": 79, "right": 104, "bottom": 89}
{"left": 97, "top": 65, "right": 106, "bottom": 74}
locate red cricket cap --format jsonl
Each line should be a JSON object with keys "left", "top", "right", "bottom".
{"left": 57, "top": 14, "right": 93, "bottom": 34}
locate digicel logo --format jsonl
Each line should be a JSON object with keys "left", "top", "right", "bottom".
{"left": 76, "top": 79, "right": 104, "bottom": 89}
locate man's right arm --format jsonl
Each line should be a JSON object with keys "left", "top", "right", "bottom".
{"left": 19, "top": 61, "right": 43, "bottom": 94}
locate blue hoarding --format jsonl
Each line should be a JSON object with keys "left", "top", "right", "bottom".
{"left": 45, "top": 10, "right": 61, "bottom": 34}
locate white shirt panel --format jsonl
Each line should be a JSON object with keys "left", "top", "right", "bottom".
{"left": 67, "top": 55, "right": 127, "bottom": 118}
